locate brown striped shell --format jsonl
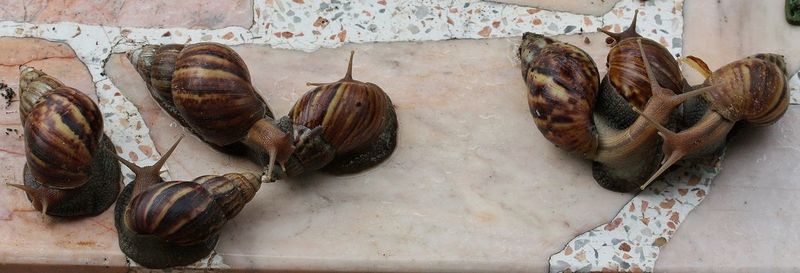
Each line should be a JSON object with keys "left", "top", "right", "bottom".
{"left": 24, "top": 87, "right": 103, "bottom": 189}
{"left": 703, "top": 57, "right": 789, "bottom": 126}
{"left": 172, "top": 43, "right": 268, "bottom": 146}
{"left": 18, "top": 66, "right": 66, "bottom": 122}
{"left": 290, "top": 51, "right": 396, "bottom": 157}
{"left": 130, "top": 43, "right": 270, "bottom": 146}
{"left": 130, "top": 44, "right": 184, "bottom": 107}
{"left": 598, "top": 10, "right": 684, "bottom": 109}
{"left": 605, "top": 38, "right": 684, "bottom": 108}
{"left": 124, "top": 172, "right": 260, "bottom": 246}
{"left": 519, "top": 32, "right": 600, "bottom": 158}
{"left": 290, "top": 83, "right": 393, "bottom": 156}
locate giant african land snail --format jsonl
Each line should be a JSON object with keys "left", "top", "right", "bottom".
{"left": 519, "top": 12, "right": 789, "bottom": 192}
{"left": 129, "top": 43, "right": 397, "bottom": 182}
{"left": 7, "top": 67, "right": 121, "bottom": 218}
{"left": 108, "top": 136, "right": 262, "bottom": 269}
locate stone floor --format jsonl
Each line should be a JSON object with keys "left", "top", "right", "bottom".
{"left": 0, "top": 0, "right": 798, "bottom": 272}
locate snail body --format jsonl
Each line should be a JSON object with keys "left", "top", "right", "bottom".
{"left": 111, "top": 137, "right": 261, "bottom": 269}
{"left": 7, "top": 67, "right": 121, "bottom": 217}
{"left": 129, "top": 45, "right": 397, "bottom": 180}
{"left": 636, "top": 54, "right": 789, "bottom": 188}
{"left": 519, "top": 25, "right": 703, "bottom": 192}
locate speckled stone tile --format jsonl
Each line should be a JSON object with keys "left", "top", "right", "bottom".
{"left": 0, "top": 0, "right": 254, "bottom": 29}
{"left": 1, "top": 0, "right": 797, "bottom": 272}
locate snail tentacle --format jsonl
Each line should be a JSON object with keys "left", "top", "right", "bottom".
{"left": 598, "top": 10, "right": 641, "bottom": 45}
{"left": 111, "top": 135, "right": 184, "bottom": 196}
{"left": 6, "top": 183, "right": 60, "bottom": 220}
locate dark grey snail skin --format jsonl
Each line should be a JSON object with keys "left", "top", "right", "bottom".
{"left": 22, "top": 137, "right": 121, "bottom": 217}
{"left": 114, "top": 182, "right": 218, "bottom": 269}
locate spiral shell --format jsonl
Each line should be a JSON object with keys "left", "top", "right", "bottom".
{"left": 520, "top": 32, "right": 600, "bottom": 157}
{"left": 130, "top": 43, "right": 272, "bottom": 146}
{"left": 605, "top": 38, "right": 683, "bottom": 109}
{"left": 18, "top": 66, "right": 66, "bottom": 122}
{"left": 130, "top": 44, "right": 185, "bottom": 107}
{"left": 287, "top": 51, "right": 397, "bottom": 175}
{"left": 703, "top": 57, "right": 789, "bottom": 126}
{"left": 24, "top": 87, "right": 103, "bottom": 189}
{"left": 290, "top": 82, "right": 393, "bottom": 156}
{"left": 124, "top": 173, "right": 260, "bottom": 246}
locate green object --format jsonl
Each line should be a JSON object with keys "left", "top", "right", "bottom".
{"left": 789, "top": 0, "right": 800, "bottom": 25}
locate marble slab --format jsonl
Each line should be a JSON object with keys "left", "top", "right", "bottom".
{"left": 0, "top": 0, "right": 254, "bottom": 29}
{"left": 489, "top": 0, "right": 620, "bottom": 16}
{"left": 0, "top": 37, "right": 127, "bottom": 270}
{"left": 0, "top": 0, "right": 798, "bottom": 272}
{"left": 105, "top": 35, "right": 632, "bottom": 272}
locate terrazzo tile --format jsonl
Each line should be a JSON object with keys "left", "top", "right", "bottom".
{"left": 4, "top": 0, "right": 794, "bottom": 271}
{"left": 0, "top": 0, "right": 254, "bottom": 29}
{"left": 489, "top": 0, "right": 621, "bottom": 16}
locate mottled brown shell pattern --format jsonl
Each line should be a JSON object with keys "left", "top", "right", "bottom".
{"left": 703, "top": 58, "right": 789, "bottom": 126}
{"left": 18, "top": 66, "right": 66, "bottom": 122}
{"left": 124, "top": 172, "right": 260, "bottom": 246}
{"left": 169, "top": 43, "right": 268, "bottom": 146}
{"left": 747, "top": 53, "right": 788, "bottom": 75}
{"left": 522, "top": 33, "right": 600, "bottom": 158}
{"left": 290, "top": 79, "right": 394, "bottom": 156}
{"left": 24, "top": 87, "right": 104, "bottom": 189}
{"left": 606, "top": 38, "right": 683, "bottom": 109}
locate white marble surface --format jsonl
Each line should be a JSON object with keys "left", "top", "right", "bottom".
{"left": 106, "top": 37, "right": 632, "bottom": 272}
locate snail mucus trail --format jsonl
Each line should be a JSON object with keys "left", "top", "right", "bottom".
{"left": 6, "top": 66, "right": 121, "bottom": 218}
{"left": 129, "top": 43, "right": 398, "bottom": 181}
{"left": 110, "top": 136, "right": 262, "bottom": 269}
{"left": 519, "top": 13, "right": 712, "bottom": 192}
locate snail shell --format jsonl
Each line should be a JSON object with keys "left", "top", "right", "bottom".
{"left": 520, "top": 32, "right": 599, "bottom": 157}
{"left": 124, "top": 173, "right": 260, "bottom": 246}
{"left": 604, "top": 38, "right": 684, "bottom": 109}
{"left": 10, "top": 68, "right": 121, "bottom": 217}
{"left": 703, "top": 57, "right": 789, "bottom": 126}
{"left": 288, "top": 51, "right": 398, "bottom": 174}
{"left": 130, "top": 43, "right": 273, "bottom": 146}
{"left": 24, "top": 87, "right": 104, "bottom": 188}
{"left": 598, "top": 10, "right": 685, "bottom": 110}
{"left": 520, "top": 32, "right": 699, "bottom": 192}
{"left": 111, "top": 136, "right": 262, "bottom": 268}
{"left": 18, "top": 66, "right": 66, "bottom": 123}
{"left": 129, "top": 43, "right": 291, "bottom": 182}
{"left": 635, "top": 53, "right": 790, "bottom": 189}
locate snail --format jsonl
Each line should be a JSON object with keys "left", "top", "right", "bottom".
{"left": 519, "top": 16, "right": 708, "bottom": 192}
{"left": 17, "top": 66, "right": 67, "bottom": 122}
{"left": 285, "top": 50, "right": 398, "bottom": 175}
{"left": 110, "top": 136, "right": 261, "bottom": 269}
{"left": 129, "top": 44, "right": 398, "bottom": 180}
{"left": 129, "top": 42, "right": 288, "bottom": 182}
{"left": 635, "top": 52, "right": 790, "bottom": 189}
{"left": 6, "top": 67, "right": 121, "bottom": 218}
